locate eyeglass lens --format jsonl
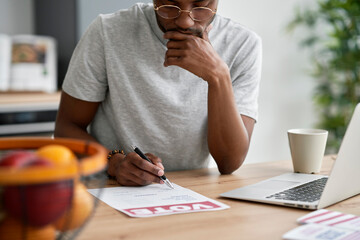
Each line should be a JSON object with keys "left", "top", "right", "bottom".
{"left": 157, "top": 6, "right": 214, "bottom": 21}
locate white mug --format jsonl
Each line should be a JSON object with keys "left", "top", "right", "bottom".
{"left": 288, "top": 129, "right": 328, "bottom": 174}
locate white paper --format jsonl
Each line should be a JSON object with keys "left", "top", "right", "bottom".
{"left": 283, "top": 223, "right": 360, "bottom": 240}
{"left": 297, "top": 209, "right": 360, "bottom": 231}
{"left": 283, "top": 209, "right": 360, "bottom": 240}
{"left": 88, "top": 183, "right": 230, "bottom": 218}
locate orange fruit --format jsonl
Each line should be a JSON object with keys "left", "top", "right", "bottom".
{"left": 0, "top": 217, "right": 55, "bottom": 240}
{"left": 36, "top": 144, "right": 77, "bottom": 166}
{"left": 53, "top": 183, "right": 94, "bottom": 231}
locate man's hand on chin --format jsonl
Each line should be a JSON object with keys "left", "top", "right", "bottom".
{"left": 163, "top": 25, "right": 229, "bottom": 84}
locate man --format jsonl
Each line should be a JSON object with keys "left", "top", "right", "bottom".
{"left": 55, "top": 0, "right": 262, "bottom": 186}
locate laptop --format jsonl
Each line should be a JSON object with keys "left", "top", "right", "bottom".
{"left": 220, "top": 103, "right": 360, "bottom": 210}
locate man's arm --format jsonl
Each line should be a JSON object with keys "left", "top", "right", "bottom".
{"left": 163, "top": 30, "right": 256, "bottom": 174}
{"left": 54, "top": 91, "right": 100, "bottom": 142}
{"left": 55, "top": 91, "right": 165, "bottom": 185}
{"left": 207, "top": 73, "right": 255, "bottom": 174}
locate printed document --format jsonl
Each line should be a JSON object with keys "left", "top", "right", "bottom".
{"left": 88, "top": 183, "right": 229, "bottom": 218}
{"left": 283, "top": 209, "right": 360, "bottom": 240}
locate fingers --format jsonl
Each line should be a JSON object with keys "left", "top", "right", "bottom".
{"left": 118, "top": 160, "right": 162, "bottom": 185}
{"left": 128, "top": 152, "right": 164, "bottom": 176}
{"left": 164, "top": 56, "right": 184, "bottom": 67}
{"left": 115, "top": 152, "right": 165, "bottom": 186}
{"left": 165, "top": 49, "right": 185, "bottom": 58}
{"left": 129, "top": 167, "right": 163, "bottom": 185}
{"left": 164, "top": 47, "right": 190, "bottom": 67}
{"left": 146, "top": 153, "right": 164, "bottom": 170}
{"left": 165, "top": 34, "right": 199, "bottom": 50}
{"left": 166, "top": 40, "right": 183, "bottom": 49}
{"left": 117, "top": 177, "right": 140, "bottom": 186}
{"left": 163, "top": 31, "right": 190, "bottom": 41}
{"left": 164, "top": 41, "right": 186, "bottom": 67}
{"left": 164, "top": 33, "right": 206, "bottom": 68}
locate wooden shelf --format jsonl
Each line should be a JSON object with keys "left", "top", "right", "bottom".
{"left": 0, "top": 91, "right": 61, "bottom": 104}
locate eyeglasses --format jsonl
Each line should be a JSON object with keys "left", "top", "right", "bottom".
{"left": 154, "top": 5, "right": 217, "bottom": 22}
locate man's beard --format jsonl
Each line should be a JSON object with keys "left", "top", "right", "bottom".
{"left": 168, "top": 27, "right": 204, "bottom": 37}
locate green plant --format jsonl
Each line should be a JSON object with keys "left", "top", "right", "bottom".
{"left": 287, "top": 0, "right": 360, "bottom": 153}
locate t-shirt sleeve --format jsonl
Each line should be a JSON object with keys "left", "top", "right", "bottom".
{"left": 62, "top": 16, "right": 108, "bottom": 102}
{"left": 231, "top": 32, "right": 262, "bottom": 122}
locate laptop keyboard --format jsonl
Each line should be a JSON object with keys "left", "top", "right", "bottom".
{"left": 266, "top": 177, "right": 328, "bottom": 202}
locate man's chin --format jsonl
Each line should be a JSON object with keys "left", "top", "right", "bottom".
{"left": 166, "top": 28, "right": 203, "bottom": 37}
{"left": 177, "top": 30, "right": 198, "bottom": 35}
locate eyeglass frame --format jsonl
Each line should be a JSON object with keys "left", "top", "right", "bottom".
{"left": 153, "top": 4, "right": 217, "bottom": 22}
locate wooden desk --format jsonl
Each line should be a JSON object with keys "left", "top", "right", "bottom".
{"left": 77, "top": 156, "right": 360, "bottom": 240}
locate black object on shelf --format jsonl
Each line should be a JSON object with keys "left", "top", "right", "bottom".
{"left": 33, "top": 0, "right": 77, "bottom": 90}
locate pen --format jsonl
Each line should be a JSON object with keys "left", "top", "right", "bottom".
{"left": 131, "top": 145, "right": 174, "bottom": 189}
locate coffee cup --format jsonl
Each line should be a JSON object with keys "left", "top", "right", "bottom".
{"left": 288, "top": 129, "right": 328, "bottom": 174}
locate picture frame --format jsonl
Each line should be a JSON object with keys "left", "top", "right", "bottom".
{"left": 0, "top": 35, "right": 57, "bottom": 93}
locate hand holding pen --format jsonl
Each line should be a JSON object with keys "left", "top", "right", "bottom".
{"left": 108, "top": 145, "right": 173, "bottom": 188}
{"left": 132, "top": 145, "right": 174, "bottom": 189}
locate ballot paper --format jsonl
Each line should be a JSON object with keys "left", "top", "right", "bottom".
{"left": 283, "top": 209, "right": 360, "bottom": 240}
{"left": 283, "top": 223, "right": 360, "bottom": 240}
{"left": 88, "top": 183, "right": 229, "bottom": 218}
{"left": 297, "top": 209, "right": 360, "bottom": 231}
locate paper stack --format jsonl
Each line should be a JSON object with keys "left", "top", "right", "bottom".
{"left": 283, "top": 209, "right": 360, "bottom": 240}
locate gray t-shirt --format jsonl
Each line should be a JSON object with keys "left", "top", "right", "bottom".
{"left": 62, "top": 3, "right": 262, "bottom": 171}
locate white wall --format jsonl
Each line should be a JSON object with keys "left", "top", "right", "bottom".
{"left": 77, "top": 0, "right": 151, "bottom": 40}
{"left": 217, "top": 0, "right": 318, "bottom": 165}
{"left": 0, "top": 0, "right": 34, "bottom": 35}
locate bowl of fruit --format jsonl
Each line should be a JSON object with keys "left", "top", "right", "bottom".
{"left": 0, "top": 137, "right": 108, "bottom": 240}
